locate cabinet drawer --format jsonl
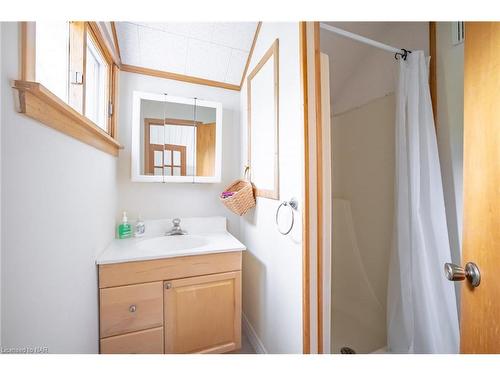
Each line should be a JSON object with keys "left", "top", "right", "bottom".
{"left": 100, "top": 281, "right": 163, "bottom": 338}
{"left": 100, "top": 327, "right": 164, "bottom": 354}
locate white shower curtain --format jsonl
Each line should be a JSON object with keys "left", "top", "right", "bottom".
{"left": 387, "top": 51, "right": 459, "bottom": 354}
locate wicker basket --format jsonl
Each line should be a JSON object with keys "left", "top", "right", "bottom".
{"left": 220, "top": 172, "right": 256, "bottom": 216}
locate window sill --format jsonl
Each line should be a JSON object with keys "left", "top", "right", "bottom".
{"left": 13, "top": 80, "right": 122, "bottom": 156}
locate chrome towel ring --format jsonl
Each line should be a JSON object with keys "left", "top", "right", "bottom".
{"left": 276, "top": 198, "right": 299, "bottom": 235}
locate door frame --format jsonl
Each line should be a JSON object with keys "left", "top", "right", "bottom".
{"left": 300, "top": 21, "right": 324, "bottom": 354}
{"left": 300, "top": 21, "right": 439, "bottom": 354}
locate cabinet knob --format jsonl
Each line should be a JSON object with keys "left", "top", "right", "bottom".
{"left": 129, "top": 304, "right": 137, "bottom": 313}
{"left": 165, "top": 282, "right": 172, "bottom": 289}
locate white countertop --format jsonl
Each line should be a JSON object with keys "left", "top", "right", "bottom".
{"left": 96, "top": 216, "right": 246, "bottom": 265}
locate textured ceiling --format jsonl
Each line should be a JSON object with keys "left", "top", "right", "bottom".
{"left": 115, "top": 22, "right": 259, "bottom": 85}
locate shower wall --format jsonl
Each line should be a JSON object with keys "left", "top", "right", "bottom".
{"left": 331, "top": 94, "right": 395, "bottom": 353}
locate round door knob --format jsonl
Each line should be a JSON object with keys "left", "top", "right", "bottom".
{"left": 444, "top": 263, "right": 466, "bottom": 281}
{"left": 444, "top": 262, "right": 481, "bottom": 287}
{"left": 129, "top": 305, "right": 137, "bottom": 313}
{"left": 165, "top": 282, "right": 172, "bottom": 289}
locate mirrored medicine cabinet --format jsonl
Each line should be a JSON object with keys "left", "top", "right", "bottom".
{"left": 131, "top": 91, "right": 222, "bottom": 183}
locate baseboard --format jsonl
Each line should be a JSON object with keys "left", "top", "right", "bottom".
{"left": 242, "top": 312, "right": 268, "bottom": 354}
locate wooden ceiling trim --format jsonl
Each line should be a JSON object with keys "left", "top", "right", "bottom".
{"left": 121, "top": 64, "right": 241, "bottom": 91}
{"left": 239, "top": 22, "right": 262, "bottom": 89}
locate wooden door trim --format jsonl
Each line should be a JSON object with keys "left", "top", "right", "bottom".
{"left": 299, "top": 21, "right": 311, "bottom": 354}
{"left": 145, "top": 117, "right": 203, "bottom": 127}
{"left": 300, "top": 21, "right": 325, "bottom": 354}
{"left": 313, "top": 21, "right": 324, "bottom": 354}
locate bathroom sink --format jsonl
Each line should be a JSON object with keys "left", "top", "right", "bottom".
{"left": 137, "top": 235, "right": 209, "bottom": 253}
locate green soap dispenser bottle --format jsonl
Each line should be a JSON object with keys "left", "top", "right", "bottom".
{"left": 118, "top": 211, "right": 132, "bottom": 239}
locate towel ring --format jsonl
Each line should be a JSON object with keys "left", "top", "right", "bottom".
{"left": 276, "top": 198, "right": 299, "bottom": 235}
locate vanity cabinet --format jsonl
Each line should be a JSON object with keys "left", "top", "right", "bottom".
{"left": 98, "top": 251, "right": 242, "bottom": 354}
{"left": 164, "top": 271, "right": 241, "bottom": 353}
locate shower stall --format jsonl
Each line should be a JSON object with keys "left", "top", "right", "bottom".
{"left": 320, "top": 22, "right": 461, "bottom": 354}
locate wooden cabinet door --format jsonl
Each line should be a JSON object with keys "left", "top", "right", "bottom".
{"left": 461, "top": 22, "right": 500, "bottom": 353}
{"left": 164, "top": 271, "right": 241, "bottom": 354}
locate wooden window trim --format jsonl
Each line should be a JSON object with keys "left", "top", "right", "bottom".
{"left": 16, "top": 21, "right": 122, "bottom": 157}
{"left": 68, "top": 21, "right": 86, "bottom": 114}
{"left": 247, "top": 39, "right": 280, "bottom": 200}
{"left": 14, "top": 81, "right": 122, "bottom": 156}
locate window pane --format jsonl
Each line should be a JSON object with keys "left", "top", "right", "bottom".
{"left": 36, "top": 22, "right": 69, "bottom": 102}
{"left": 172, "top": 167, "right": 181, "bottom": 176}
{"left": 154, "top": 150, "right": 163, "bottom": 167}
{"left": 164, "top": 150, "right": 172, "bottom": 165}
{"left": 173, "top": 150, "right": 181, "bottom": 165}
{"left": 85, "top": 34, "right": 108, "bottom": 131}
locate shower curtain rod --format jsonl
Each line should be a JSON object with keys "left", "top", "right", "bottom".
{"left": 319, "top": 23, "right": 411, "bottom": 60}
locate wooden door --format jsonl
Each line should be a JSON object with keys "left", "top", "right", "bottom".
{"left": 461, "top": 22, "right": 500, "bottom": 353}
{"left": 196, "top": 122, "right": 216, "bottom": 176}
{"left": 164, "top": 271, "right": 241, "bottom": 354}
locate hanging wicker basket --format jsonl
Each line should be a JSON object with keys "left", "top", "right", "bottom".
{"left": 220, "top": 168, "right": 256, "bottom": 216}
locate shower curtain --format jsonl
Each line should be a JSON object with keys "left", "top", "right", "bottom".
{"left": 387, "top": 51, "right": 459, "bottom": 353}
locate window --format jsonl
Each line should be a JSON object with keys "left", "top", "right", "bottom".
{"left": 17, "top": 21, "right": 121, "bottom": 156}
{"left": 85, "top": 33, "right": 109, "bottom": 131}
{"left": 35, "top": 22, "right": 70, "bottom": 102}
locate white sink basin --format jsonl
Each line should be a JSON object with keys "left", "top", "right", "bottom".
{"left": 137, "top": 235, "right": 209, "bottom": 253}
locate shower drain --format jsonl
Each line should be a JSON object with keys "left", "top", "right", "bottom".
{"left": 340, "top": 346, "right": 356, "bottom": 354}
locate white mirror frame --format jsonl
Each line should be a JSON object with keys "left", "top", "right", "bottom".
{"left": 131, "top": 91, "right": 223, "bottom": 183}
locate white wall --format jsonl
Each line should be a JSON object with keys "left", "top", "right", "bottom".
{"left": 239, "top": 22, "right": 303, "bottom": 353}
{"left": 435, "top": 22, "right": 464, "bottom": 308}
{"left": 1, "top": 22, "right": 117, "bottom": 353}
{"left": 117, "top": 71, "right": 241, "bottom": 236}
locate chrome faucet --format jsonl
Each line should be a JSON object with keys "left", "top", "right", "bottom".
{"left": 165, "top": 218, "right": 187, "bottom": 236}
